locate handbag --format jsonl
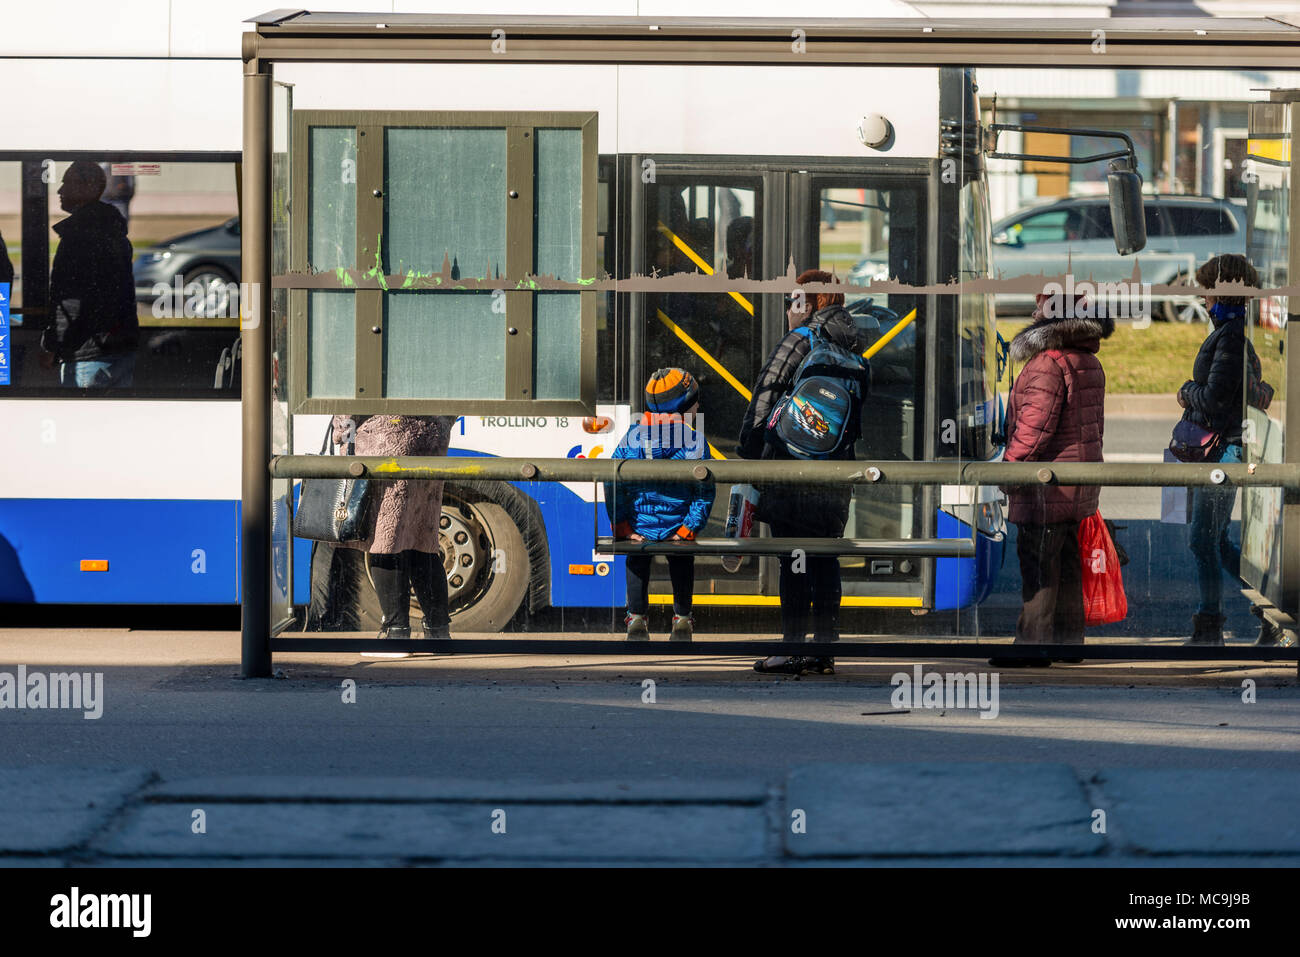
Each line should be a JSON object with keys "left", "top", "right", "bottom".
{"left": 292, "top": 421, "right": 374, "bottom": 543}
{"left": 1079, "top": 510, "right": 1127, "bottom": 626}
{"left": 1168, "top": 418, "right": 1224, "bottom": 464}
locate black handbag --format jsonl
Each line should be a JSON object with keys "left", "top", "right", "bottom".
{"left": 1168, "top": 418, "right": 1224, "bottom": 464}
{"left": 292, "top": 422, "right": 374, "bottom": 543}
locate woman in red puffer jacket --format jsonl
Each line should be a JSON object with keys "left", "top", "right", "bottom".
{"left": 996, "top": 292, "right": 1114, "bottom": 667}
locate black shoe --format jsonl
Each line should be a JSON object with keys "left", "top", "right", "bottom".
{"left": 987, "top": 656, "right": 1051, "bottom": 668}
{"left": 421, "top": 619, "right": 451, "bottom": 641}
{"left": 1184, "top": 612, "right": 1226, "bottom": 646}
{"left": 754, "top": 655, "right": 809, "bottom": 675}
{"left": 363, "top": 622, "right": 411, "bottom": 659}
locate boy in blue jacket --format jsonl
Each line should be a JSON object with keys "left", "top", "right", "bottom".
{"left": 604, "top": 368, "right": 715, "bottom": 641}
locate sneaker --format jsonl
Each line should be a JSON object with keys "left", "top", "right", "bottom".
{"left": 625, "top": 613, "right": 650, "bottom": 641}
{"left": 670, "top": 614, "right": 694, "bottom": 642}
{"left": 362, "top": 624, "right": 412, "bottom": 659}
{"left": 753, "top": 655, "right": 809, "bottom": 675}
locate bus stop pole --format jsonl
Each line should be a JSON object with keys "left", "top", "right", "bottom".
{"left": 240, "top": 51, "right": 273, "bottom": 678}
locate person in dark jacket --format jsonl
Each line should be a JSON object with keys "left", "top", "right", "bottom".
{"left": 604, "top": 368, "right": 715, "bottom": 641}
{"left": 739, "top": 269, "right": 869, "bottom": 675}
{"left": 39, "top": 161, "right": 139, "bottom": 388}
{"left": 997, "top": 291, "right": 1114, "bottom": 667}
{"left": 1177, "top": 254, "right": 1260, "bottom": 646}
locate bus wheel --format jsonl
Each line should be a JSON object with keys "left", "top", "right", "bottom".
{"left": 350, "top": 497, "right": 530, "bottom": 634}
{"left": 437, "top": 497, "right": 529, "bottom": 633}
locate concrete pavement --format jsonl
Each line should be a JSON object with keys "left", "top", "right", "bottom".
{"left": 1, "top": 629, "right": 1297, "bottom": 865}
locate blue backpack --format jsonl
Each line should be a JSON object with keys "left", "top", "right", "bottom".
{"left": 765, "top": 325, "right": 868, "bottom": 459}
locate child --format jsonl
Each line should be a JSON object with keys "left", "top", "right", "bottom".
{"left": 604, "top": 368, "right": 715, "bottom": 641}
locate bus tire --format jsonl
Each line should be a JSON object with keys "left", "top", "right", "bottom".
{"left": 344, "top": 491, "right": 535, "bottom": 634}
{"left": 439, "top": 499, "right": 530, "bottom": 633}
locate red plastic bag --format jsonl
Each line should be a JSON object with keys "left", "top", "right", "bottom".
{"left": 1080, "top": 511, "right": 1127, "bottom": 626}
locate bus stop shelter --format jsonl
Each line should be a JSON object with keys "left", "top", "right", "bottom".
{"left": 240, "top": 11, "right": 1300, "bottom": 677}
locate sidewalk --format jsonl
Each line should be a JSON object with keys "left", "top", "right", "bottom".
{"left": 2, "top": 629, "right": 1297, "bottom": 866}
{"left": 3, "top": 764, "right": 1299, "bottom": 866}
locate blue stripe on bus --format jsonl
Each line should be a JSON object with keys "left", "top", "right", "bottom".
{"left": 2, "top": 489, "right": 999, "bottom": 611}
{"left": 0, "top": 498, "right": 239, "bottom": 603}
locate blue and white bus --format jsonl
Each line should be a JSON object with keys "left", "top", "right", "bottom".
{"left": 0, "top": 8, "right": 1006, "bottom": 631}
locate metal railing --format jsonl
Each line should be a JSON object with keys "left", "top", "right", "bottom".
{"left": 263, "top": 454, "right": 1300, "bottom": 671}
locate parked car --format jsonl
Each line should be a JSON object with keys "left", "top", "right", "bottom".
{"left": 133, "top": 217, "right": 241, "bottom": 319}
{"left": 848, "top": 195, "right": 1245, "bottom": 321}
{"left": 988, "top": 195, "right": 1246, "bottom": 320}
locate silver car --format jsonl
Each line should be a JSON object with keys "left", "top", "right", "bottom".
{"left": 989, "top": 195, "right": 1246, "bottom": 320}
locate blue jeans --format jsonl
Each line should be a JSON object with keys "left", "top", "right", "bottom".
{"left": 1188, "top": 442, "right": 1242, "bottom": 616}
{"left": 59, "top": 352, "right": 136, "bottom": 388}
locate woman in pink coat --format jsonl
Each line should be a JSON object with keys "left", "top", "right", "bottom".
{"left": 331, "top": 414, "right": 455, "bottom": 657}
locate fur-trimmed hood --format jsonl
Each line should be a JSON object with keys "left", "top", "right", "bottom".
{"left": 1010, "top": 315, "right": 1115, "bottom": 363}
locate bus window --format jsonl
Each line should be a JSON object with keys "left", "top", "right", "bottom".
{"left": 638, "top": 176, "right": 764, "bottom": 583}
{"left": 643, "top": 178, "right": 763, "bottom": 459}
{"left": 1, "top": 157, "right": 241, "bottom": 397}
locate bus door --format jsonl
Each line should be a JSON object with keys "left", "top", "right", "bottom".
{"left": 628, "top": 161, "right": 774, "bottom": 598}
{"left": 796, "top": 169, "right": 932, "bottom": 607}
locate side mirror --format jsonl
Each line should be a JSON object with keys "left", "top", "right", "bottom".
{"left": 1107, "top": 161, "right": 1146, "bottom": 255}
{"left": 992, "top": 230, "right": 1016, "bottom": 247}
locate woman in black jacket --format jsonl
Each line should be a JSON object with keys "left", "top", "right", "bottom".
{"left": 1177, "top": 254, "right": 1258, "bottom": 645}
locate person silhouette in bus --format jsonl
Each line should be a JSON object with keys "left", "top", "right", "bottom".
{"left": 38, "top": 161, "right": 139, "bottom": 388}
{"left": 740, "top": 269, "right": 869, "bottom": 676}
{"left": 606, "top": 368, "right": 714, "bottom": 642}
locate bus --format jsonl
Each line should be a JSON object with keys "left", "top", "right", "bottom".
{"left": 1, "top": 11, "right": 1013, "bottom": 631}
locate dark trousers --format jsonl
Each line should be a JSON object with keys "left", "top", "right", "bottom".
{"left": 770, "top": 519, "right": 843, "bottom": 640}
{"left": 1188, "top": 443, "right": 1243, "bottom": 616}
{"left": 625, "top": 554, "right": 695, "bottom": 616}
{"left": 369, "top": 549, "right": 450, "bottom": 629}
{"left": 1015, "top": 521, "right": 1084, "bottom": 644}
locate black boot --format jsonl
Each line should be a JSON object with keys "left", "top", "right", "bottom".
{"left": 407, "top": 550, "right": 451, "bottom": 644}
{"left": 365, "top": 556, "right": 412, "bottom": 658}
{"left": 1184, "top": 612, "right": 1226, "bottom": 646}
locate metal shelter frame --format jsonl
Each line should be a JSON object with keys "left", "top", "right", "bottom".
{"left": 241, "top": 11, "right": 1300, "bottom": 677}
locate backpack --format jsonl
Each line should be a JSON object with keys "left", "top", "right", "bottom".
{"left": 765, "top": 324, "right": 868, "bottom": 459}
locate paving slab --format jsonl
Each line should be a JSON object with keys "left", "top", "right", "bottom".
{"left": 143, "top": 775, "right": 768, "bottom": 803}
{"left": 784, "top": 762, "right": 1100, "bottom": 858}
{"left": 1093, "top": 768, "right": 1300, "bottom": 854}
{"left": 0, "top": 767, "right": 154, "bottom": 853}
{"left": 96, "top": 801, "right": 768, "bottom": 861}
